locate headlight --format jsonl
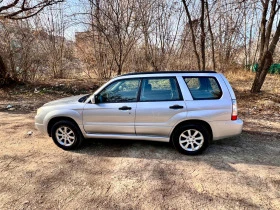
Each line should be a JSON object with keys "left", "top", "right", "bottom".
{"left": 37, "top": 107, "right": 42, "bottom": 115}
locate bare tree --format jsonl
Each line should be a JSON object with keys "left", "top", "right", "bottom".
{"left": 181, "top": 0, "right": 201, "bottom": 70}
{"left": 86, "top": 0, "right": 141, "bottom": 75}
{"left": 1, "top": 0, "right": 276, "bottom": 89}
{"left": 0, "top": 20, "right": 49, "bottom": 82}
{"left": 0, "top": 0, "right": 64, "bottom": 86}
{"left": 251, "top": 0, "right": 280, "bottom": 93}
{"left": 37, "top": 4, "right": 69, "bottom": 78}
{"left": 138, "top": 0, "right": 183, "bottom": 71}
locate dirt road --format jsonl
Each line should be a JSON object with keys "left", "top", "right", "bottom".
{"left": 0, "top": 109, "right": 279, "bottom": 209}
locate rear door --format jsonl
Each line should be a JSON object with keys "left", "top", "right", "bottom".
{"left": 135, "top": 77, "right": 186, "bottom": 137}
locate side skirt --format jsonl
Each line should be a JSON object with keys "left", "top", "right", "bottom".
{"left": 83, "top": 133, "right": 170, "bottom": 142}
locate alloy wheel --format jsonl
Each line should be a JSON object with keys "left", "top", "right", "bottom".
{"left": 179, "top": 129, "right": 204, "bottom": 151}
{"left": 55, "top": 126, "right": 76, "bottom": 147}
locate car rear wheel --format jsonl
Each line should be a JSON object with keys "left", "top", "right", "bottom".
{"left": 172, "top": 124, "right": 210, "bottom": 155}
{"left": 51, "top": 120, "right": 83, "bottom": 150}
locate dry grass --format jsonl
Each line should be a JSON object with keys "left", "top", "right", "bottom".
{"left": 224, "top": 69, "right": 280, "bottom": 95}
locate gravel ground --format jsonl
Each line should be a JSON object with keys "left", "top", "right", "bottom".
{"left": 0, "top": 111, "right": 279, "bottom": 209}
{"left": 0, "top": 75, "right": 279, "bottom": 209}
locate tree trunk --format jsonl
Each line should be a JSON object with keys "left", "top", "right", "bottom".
{"left": 0, "top": 54, "right": 17, "bottom": 86}
{"left": 200, "top": 0, "right": 206, "bottom": 71}
{"left": 251, "top": 52, "right": 273, "bottom": 92}
{"left": 142, "top": 23, "right": 152, "bottom": 70}
{"left": 251, "top": 17, "right": 280, "bottom": 93}
{"left": 0, "top": 55, "right": 7, "bottom": 79}
{"left": 0, "top": 54, "right": 9, "bottom": 86}
{"left": 205, "top": 0, "right": 215, "bottom": 70}
{"left": 258, "top": 0, "right": 269, "bottom": 60}
{"left": 117, "top": 63, "right": 122, "bottom": 75}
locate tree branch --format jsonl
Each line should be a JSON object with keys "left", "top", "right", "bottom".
{"left": 0, "top": 0, "right": 64, "bottom": 19}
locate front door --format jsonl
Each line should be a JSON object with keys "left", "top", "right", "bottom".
{"left": 83, "top": 78, "right": 140, "bottom": 135}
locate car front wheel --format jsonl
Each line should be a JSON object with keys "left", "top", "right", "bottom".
{"left": 51, "top": 120, "right": 83, "bottom": 150}
{"left": 172, "top": 124, "right": 210, "bottom": 155}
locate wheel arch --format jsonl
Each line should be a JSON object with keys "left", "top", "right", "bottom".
{"left": 170, "top": 119, "right": 213, "bottom": 142}
{"left": 47, "top": 117, "right": 81, "bottom": 137}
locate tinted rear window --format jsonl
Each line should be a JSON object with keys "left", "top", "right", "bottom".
{"left": 184, "top": 77, "right": 222, "bottom": 100}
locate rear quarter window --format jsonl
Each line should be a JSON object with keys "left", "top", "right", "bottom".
{"left": 184, "top": 77, "right": 222, "bottom": 100}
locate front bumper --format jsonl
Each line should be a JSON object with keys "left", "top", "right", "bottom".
{"left": 210, "top": 119, "right": 243, "bottom": 140}
{"left": 35, "top": 122, "right": 46, "bottom": 134}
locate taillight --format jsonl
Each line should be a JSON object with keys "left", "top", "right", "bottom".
{"left": 231, "top": 99, "right": 238, "bottom": 120}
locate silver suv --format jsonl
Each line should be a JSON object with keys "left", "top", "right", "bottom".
{"left": 35, "top": 71, "right": 243, "bottom": 155}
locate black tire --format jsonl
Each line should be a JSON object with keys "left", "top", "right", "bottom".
{"left": 172, "top": 124, "right": 210, "bottom": 155}
{"left": 51, "top": 120, "right": 83, "bottom": 150}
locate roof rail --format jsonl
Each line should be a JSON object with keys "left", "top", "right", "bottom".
{"left": 121, "top": 70, "right": 216, "bottom": 76}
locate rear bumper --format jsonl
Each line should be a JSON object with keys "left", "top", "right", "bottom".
{"left": 210, "top": 119, "right": 243, "bottom": 140}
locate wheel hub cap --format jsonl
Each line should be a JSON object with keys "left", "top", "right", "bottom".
{"left": 179, "top": 129, "right": 204, "bottom": 152}
{"left": 55, "top": 126, "right": 76, "bottom": 147}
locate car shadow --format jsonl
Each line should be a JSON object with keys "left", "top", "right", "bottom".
{"left": 73, "top": 130, "right": 280, "bottom": 172}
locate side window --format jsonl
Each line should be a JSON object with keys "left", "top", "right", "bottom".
{"left": 184, "top": 77, "right": 222, "bottom": 100}
{"left": 98, "top": 79, "right": 140, "bottom": 103}
{"left": 185, "top": 78, "right": 200, "bottom": 89}
{"left": 140, "top": 78, "right": 181, "bottom": 101}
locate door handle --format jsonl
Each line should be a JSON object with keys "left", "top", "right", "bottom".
{"left": 119, "top": 106, "right": 132, "bottom": 110}
{"left": 169, "top": 105, "right": 184, "bottom": 109}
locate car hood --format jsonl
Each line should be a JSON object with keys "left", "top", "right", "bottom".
{"left": 43, "top": 95, "right": 88, "bottom": 107}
